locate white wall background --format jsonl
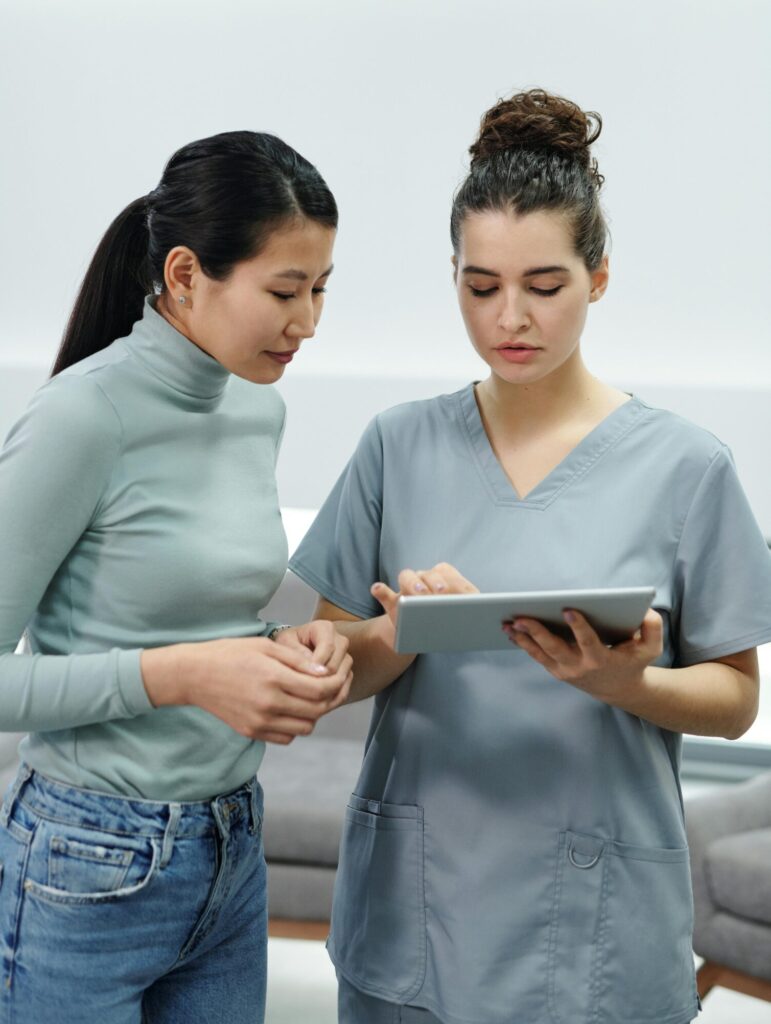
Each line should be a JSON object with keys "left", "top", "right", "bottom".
{"left": 1, "top": 0, "right": 769, "bottom": 387}
{"left": 2, "top": 0, "right": 770, "bottom": 529}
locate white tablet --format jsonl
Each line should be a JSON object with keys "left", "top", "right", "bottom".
{"left": 393, "top": 586, "right": 656, "bottom": 654}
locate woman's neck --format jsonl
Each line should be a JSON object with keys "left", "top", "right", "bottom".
{"left": 475, "top": 350, "right": 626, "bottom": 441}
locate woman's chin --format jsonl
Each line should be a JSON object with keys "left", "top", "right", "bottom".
{"left": 233, "top": 362, "right": 288, "bottom": 385}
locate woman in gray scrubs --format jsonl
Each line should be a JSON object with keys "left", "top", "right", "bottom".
{"left": 289, "top": 90, "right": 771, "bottom": 1024}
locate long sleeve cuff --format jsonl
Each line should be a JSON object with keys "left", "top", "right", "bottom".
{"left": 116, "top": 648, "right": 154, "bottom": 717}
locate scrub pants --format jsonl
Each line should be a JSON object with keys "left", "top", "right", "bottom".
{"left": 338, "top": 974, "right": 442, "bottom": 1023}
{"left": 0, "top": 765, "right": 267, "bottom": 1024}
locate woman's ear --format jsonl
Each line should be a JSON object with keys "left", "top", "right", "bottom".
{"left": 589, "top": 255, "right": 609, "bottom": 303}
{"left": 163, "top": 246, "right": 201, "bottom": 304}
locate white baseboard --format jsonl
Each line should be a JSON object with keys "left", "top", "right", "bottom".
{"left": 2, "top": 367, "right": 769, "bottom": 537}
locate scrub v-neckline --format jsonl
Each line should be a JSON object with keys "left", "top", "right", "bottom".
{"left": 457, "top": 383, "right": 646, "bottom": 510}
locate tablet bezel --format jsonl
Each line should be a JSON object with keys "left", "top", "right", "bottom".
{"left": 393, "top": 586, "right": 657, "bottom": 654}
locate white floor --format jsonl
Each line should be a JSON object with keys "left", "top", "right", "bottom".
{"left": 266, "top": 939, "right": 337, "bottom": 1023}
{"left": 266, "top": 939, "right": 770, "bottom": 1023}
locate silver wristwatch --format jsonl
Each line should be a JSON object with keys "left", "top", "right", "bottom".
{"left": 266, "top": 624, "right": 292, "bottom": 641}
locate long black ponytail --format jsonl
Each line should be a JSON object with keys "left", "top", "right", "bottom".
{"left": 52, "top": 132, "right": 338, "bottom": 376}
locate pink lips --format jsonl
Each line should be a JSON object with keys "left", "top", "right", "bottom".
{"left": 496, "top": 344, "right": 540, "bottom": 364}
{"left": 265, "top": 350, "right": 297, "bottom": 365}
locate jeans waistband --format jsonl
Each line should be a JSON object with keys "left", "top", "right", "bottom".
{"left": 1, "top": 764, "right": 264, "bottom": 843}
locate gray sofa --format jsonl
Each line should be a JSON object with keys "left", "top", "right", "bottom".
{"left": 685, "top": 769, "right": 771, "bottom": 1004}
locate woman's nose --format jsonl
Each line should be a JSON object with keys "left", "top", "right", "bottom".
{"left": 498, "top": 292, "right": 530, "bottom": 333}
{"left": 286, "top": 301, "right": 317, "bottom": 341}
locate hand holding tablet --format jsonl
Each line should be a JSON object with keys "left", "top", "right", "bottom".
{"left": 393, "top": 587, "right": 656, "bottom": 654}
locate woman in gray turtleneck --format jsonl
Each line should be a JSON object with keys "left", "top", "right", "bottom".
{"left": 0, "top": 131, "right": 349, "bottom": 1023}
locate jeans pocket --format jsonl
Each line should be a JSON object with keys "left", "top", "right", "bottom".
{"left": 48, "top": 835, "right": 135, "bottom": 893}
{"left": 329, "top": 796, "right": 426, "bottom": 1003}
{"left": 547, "top": 830, "right": 608, "bottom": 1024}
{"left": 599, "top": 840, "right": 696, "bottom": 1022}
{"left": 24, "top": 822, "right": 159, "bottom": 906}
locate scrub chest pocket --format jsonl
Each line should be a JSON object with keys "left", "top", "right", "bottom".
{"left": 329, "top": 796, "right": 426, "bottom": 1003}
{"left": 548, "top": 830, "right": 698, "bottom": 1024}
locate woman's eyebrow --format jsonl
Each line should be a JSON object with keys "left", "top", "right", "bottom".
{"left": 523, "top": 265, "right": 569, "bottom": 276}
{"left": 274, "top": 265, "right": 334, "bottom": 280}
{"left": 461, "top": 265, "right": 498, "bottom": 277}
{"left": 461, "top": 264, "right": 569, "bottom": 277}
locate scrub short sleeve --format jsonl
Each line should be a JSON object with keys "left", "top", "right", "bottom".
{"left": 673, "top": 445, "right": 771, "bottom": 665}
{"left": 289, "top": 417, "right": 384, "bottom": 620}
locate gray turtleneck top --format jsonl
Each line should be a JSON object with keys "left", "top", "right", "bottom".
{"left": 0, "top": 298, "right": 287, "bottom": 800}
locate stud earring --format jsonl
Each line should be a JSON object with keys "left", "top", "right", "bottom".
{"left": 178, "top": 295, "right": 187, "bottom": 305}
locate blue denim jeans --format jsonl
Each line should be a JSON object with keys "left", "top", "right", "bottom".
{"left": 0, "top": 764, "right": 267, "bottom": 1023}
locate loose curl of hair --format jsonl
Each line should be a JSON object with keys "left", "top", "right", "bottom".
{"left": 451, "top": 89, "right": 607, "bottom": 271}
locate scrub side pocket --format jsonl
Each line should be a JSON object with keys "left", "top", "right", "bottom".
{"left": 328, "top": 796, "right": 426, "bottom": 1003}
{"left": 548, "top": 830, "right": 697, "bottom": 1024}
{"left": 600, "top": 840, "right": 697, "bottom": 1023}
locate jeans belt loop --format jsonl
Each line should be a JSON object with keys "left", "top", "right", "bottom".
{"left": 160, "top": 803, "right": 182, "bottom": 868}
{"left": 248, "top": 778, "right": 261, "bottom": 836}
{"left": 211, "top": 797, "right": 231, "bottom": 841}
{"left": 0, "top": 763, "right": 33, "bottom": 827}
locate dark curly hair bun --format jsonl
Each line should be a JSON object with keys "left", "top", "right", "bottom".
{"left": 470, "top": 89, "right": 604, "bottom": 188}
{"left": 451, "top": 88, "right": 608, "bottom": 270}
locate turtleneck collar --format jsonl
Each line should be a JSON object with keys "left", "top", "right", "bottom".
{"left": 122, "top": 296, "right": 231, "bottom": 400}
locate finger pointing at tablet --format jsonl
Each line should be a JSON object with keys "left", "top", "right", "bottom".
{"left": 371, "top": 562, "right": 480, "bottom": 631}
{"left": 419, "top": 563, "right": 480, "bottom": 595}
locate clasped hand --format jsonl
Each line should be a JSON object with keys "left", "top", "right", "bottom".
{"left": 184, "top": 620, "right": 352, "bottom": 746}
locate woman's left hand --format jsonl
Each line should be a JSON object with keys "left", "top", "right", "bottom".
{"left": 504, "top": 608, "right": 663, "bottom": 703}
{"left": 273, "top": 621, "right": 353, "bottom": 709}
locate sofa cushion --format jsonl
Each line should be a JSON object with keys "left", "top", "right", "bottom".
{"left": 705, "top": 828, "right": 771, "bottom": 926}
{"left": 267, "top": 863, "right": 337, "bottom": 920}
{"left": 696, "top": 909, "right": 771, "bottom": 982}
{"left": 259, "top": 736, "right": 363, "bottom": 867}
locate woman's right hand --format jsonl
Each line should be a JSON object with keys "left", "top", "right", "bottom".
{"left": 141, "top": 637, "right": 350, "bottom": 745}
{"left": 371, "top": 562, "right": 479, "bottom": 633}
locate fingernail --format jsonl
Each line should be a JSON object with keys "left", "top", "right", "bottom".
{"left": 413, "top": 583, "right": 426, "bottom": 593}
{"left": 513, "top": 622, "right": 528, "bottom": 633}
{"left": 564, "top": 611, "right": 576, "bottom": 623}
{"left": 310, "top": 664, "right": 328, "bottom": 674}
{"left": 435, "top": 583, "right": 446, "bottom": 592}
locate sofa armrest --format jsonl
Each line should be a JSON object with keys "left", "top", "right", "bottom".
{"left": 686, "top": 770, "right": 771, "bottom": 852}
{"left": 686, "top": 770, "right": 771, "bottom": 949}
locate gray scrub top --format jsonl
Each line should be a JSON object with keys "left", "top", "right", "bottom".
{"left": 289, "top": 386, "right": 771, "bottom": 1024}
